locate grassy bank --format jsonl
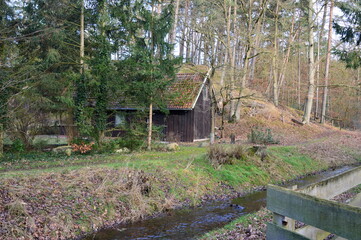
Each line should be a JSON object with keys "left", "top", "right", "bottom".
{"left": 199, "top": 208, "right": 272, "bottom": 240}
{"left": 0, "top": 145, "right": 328, "bottom": 239}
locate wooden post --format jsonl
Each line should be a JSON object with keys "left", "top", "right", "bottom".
{"left": 230, "top": 133, "right": 235, "bottom": 144}
{"left": 285, "top": 185, "right": 297, "bottom": 231}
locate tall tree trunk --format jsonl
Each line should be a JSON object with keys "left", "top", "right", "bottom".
{"left": 170, "top": 0, "right": 180, "bottom": 54}
{"left": 298, "top": 32, "right": 302, "bottom": 107}
{"left": 249, "top": 13, "right": 264, "bottom": 83}
{"left": 147, "top": 102, "right": 153, "bottom": 150}
{"left": 272, "top": 0, "right": 280, "bottom": 106}
{"left": 207, "top": 68, "right": 215, "bottom": 144}
{"left": 180, "top": 0, "right": 189, "bottom": 59}
{"left": 315, "top": 0, "right": 328, "bottom": 119}
{"left": 80, "top": 0, "right": 84, "bottom": 73}
{"left": 302, "top": 0, "right": 316, "bottom": 124}
{"left": 0, "top": 123, "right": 3, "bottom": 158}
{"left": 321, "top": 0, "right": 334, "bottom": 124}
{"left": 277, "top": 14, "right": 297, "bottom": 103}
{"left": 228, "top": 3, "right": 236, "bottom": 120}
{"left": 186, "top": 3, "right": 192, "bottom": 62}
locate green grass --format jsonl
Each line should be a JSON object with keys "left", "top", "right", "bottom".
{"left": 0, "top": 145, "right": 332, "bottom": 239}
{"left": 268, "top": 146, "right": 327, "bottom": 176}
{"left": 1, "top": 145, "right": 328, "bottom": 192}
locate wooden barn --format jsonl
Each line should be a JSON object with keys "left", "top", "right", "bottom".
{"left": 109, "top": 72, "right": 211, "bottom": 142}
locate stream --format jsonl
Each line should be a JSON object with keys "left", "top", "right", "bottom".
{"left": 84, "top": 165, "right": 354, "bottom": 240}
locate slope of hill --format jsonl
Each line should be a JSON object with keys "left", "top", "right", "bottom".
{"left": 217, "top": 96, "right": 361, "bottom": 166}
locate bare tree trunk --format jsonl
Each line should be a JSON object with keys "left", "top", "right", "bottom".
{"left": 147, "top": 102, "right": 153, "bottom": 150}
{"left": 208, "top": 68, "right": 215, "bottom": 144}
{"left": 315, "top": 0, "right": 328, "bottom": 119}
{"left": 170, "top": 0, "right": 180, "bottom": 53}
{"left": 220, "top": 48, "right": 228, "bottom": 87}
{"left": 180, "top": 0, "right": 189, "bottom": 59}
{"left": 229, "top": 3, "right": 236, "bottom": 120}
{"left": 0, "top": 124, "right": 3, "bottom": 158}
{"left": 272, "top": 0, "right": 280, "bottom": 106}
{"left": 302, "top": 0, "right": 316, "bottom": 124}
{"left": 298, "top": 35, "right": 301, "bottom": 107}
{"left": 277, "top": 14, "right": 297, "bottom": 104}
{"left": 80, "top": 0, "right": 84, "bottom": 73}
{"left": 321, "top": 0, "right": 334, "bottom": 124}
{"left": 240, "top": 0, "right": 259, "bottom": 92}
{"left": 186, "top": 3, "right": 192, "bottom": 62}
{"left": 249, "top": 14, "right": 264, "bottom": 83}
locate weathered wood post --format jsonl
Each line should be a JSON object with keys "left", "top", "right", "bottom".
{"left": 271, "top": 185, "right": 297, "bottom": 231}
{"left": 0, "top": 123, "right": 3, "bottom": 158}
{"left": 284, "top": 185, "right": 297, "bottom": 231}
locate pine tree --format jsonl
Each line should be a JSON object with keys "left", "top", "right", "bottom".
{"left": 120, "top": 0, "right": 179, "bottom": 150}
{"left": 334, "top": 0, "right": 361, "bottom": 69}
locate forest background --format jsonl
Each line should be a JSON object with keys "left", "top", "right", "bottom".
{"left": 0, "top": 0, "right": 361, "bottom": 151}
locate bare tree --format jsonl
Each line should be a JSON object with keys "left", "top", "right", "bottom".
{"left": 321, "top": 0, "right": 334, "bottom": 124}
{"left": 302, "top": 0, "right": 316, "bottom": 124}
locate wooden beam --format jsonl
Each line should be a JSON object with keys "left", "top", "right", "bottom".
{"left": 267, "top": 184, "right": 361, "bottom": 240}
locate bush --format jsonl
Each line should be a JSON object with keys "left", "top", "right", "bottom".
{"left": 247, "top": 127, "right": 279, "bottom": 145}
{"left": 207, "top": 144, "right": 247, "bottom": 167}
{"left": 10, "top": 139, "right": 25, "bottom": 153}
{"left": 116, "top": 138, "right": 144, "bottom": 151}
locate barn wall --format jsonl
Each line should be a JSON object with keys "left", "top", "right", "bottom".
{"left": 193, "top": 82, "right": 211, "bottom": 140}
{"left": 166, "top": 110, "right": 194, "bottom": 142}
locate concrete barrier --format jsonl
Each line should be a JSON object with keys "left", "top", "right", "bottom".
{"left": 298, "top": 166, "right": 361, "bottom": 199}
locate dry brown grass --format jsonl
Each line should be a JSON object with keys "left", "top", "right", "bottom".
{"left": 0, "top": 167, "right": 180, "bottom": 240}
{"left": 219, "top": 99, "right": 331, "bottom": 145}
{"left": 207, "top": 145, "right": 247, "bottom": 167}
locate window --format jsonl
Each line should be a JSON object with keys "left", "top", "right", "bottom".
{"left": 115, "top": 112, "right": 126, "bottom": 127}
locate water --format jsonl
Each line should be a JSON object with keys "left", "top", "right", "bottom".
{"left": 83, "top": 165, "right": 354, "bottom": 240}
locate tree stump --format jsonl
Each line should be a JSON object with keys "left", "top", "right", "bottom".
{"left": 230, "top": 133, "right": 236, "bottom": 144}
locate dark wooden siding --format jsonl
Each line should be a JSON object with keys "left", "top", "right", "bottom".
{"left": 166, "top": 110, "right": 194, "bottom": 142}
{"left": 108, "top": 81, "right": 210, "bottom": 142}
{"left": 193, "top": 81, "right": 211, "bottom": 140}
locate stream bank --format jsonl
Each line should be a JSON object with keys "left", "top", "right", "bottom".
{"left": 84, "top": 166, "right": 356, "bottom": 240}
{"left": 0, "top": 145, "right": 358, "bottom": 240}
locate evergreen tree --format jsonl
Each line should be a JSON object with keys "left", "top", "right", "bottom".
{"left": 119, "top": 0, "right": 179, "bottom": 150}
{"left": 334, "top": 0, "right": 361, "bottom": 68}
{"left": 0, "top": 0, "right": 15, "bottom": 126}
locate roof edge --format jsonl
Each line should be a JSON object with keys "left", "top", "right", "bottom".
{"left": 190, "top": 68, "right": 213, "bottom": 109}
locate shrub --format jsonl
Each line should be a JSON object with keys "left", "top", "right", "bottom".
{"left": 247, "top": 127, "right": 279, "bottom": 145}
{"left": 116, "top": 138, "right": 144, "bottom": 151}
{"left": 207, "top": 144, "right": 247, "bottom": 167}
{"left": 10, "top": 139, "right": 25, "bottom": 153}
